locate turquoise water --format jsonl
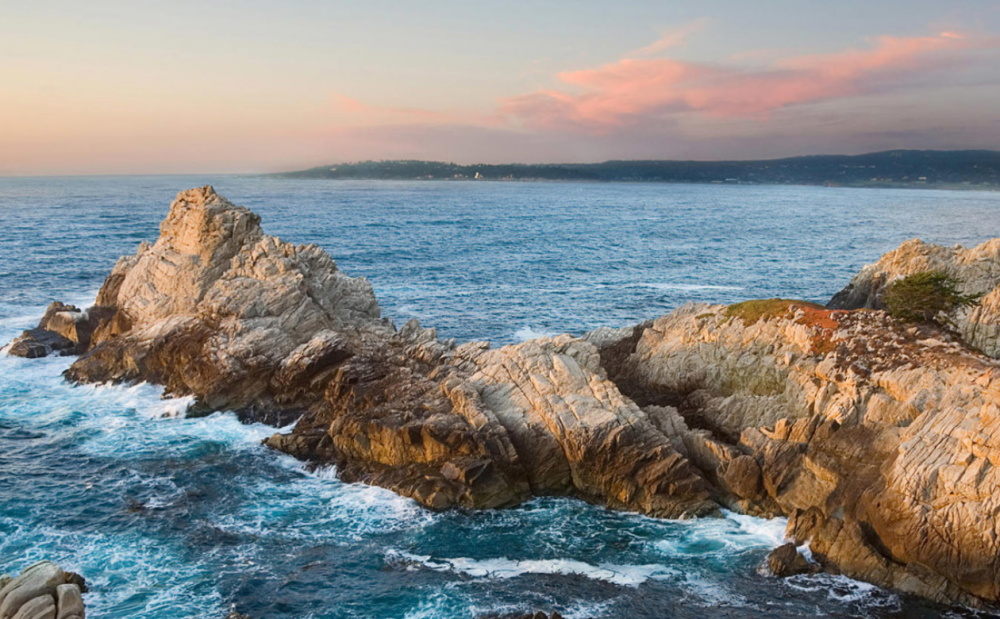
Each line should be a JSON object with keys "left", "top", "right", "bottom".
{"left": 2, "top": 177, "right": 998, "bottom": 618}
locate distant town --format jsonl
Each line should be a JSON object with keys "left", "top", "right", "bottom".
{"left": 276, "top": 150, "right": 1000, "bottom": 189}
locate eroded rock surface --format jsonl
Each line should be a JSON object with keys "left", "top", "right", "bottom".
{"left": 11, "top": 187, "right": 715, "bottom": 519}
{"left": 829, "top": 237, "right": 1000, "bottom": 357}
{"left": 0, "top": 561, "right": 86, "bottom": 619}
{"left": 767, "top": 542, "right": 816, "bottom": 577}
{"left": 602, "top": 300, "right": 1000, "bottom": 606}
{"left": 64, "top": 186, "right": 385, "bottom": 422}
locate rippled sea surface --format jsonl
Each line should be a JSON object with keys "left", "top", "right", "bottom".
{"left": 2, "top": 177, "right": 999, "bottom": 619}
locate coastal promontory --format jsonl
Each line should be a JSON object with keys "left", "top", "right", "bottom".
{"left": 9, "top": 186, "right": 1000, "bottom": 609}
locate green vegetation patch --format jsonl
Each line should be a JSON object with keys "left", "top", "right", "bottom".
{"left": 883, "top": 271, "right": 980, "bottom": 325}
{"left": 725, "top": 299, "right": 825, "bottom": 324}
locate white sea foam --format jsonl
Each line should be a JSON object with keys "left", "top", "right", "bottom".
{"left": 402, "top": 592, "right": 451, "bottom": 619}
{"left": 724, "top": 510, "right": 788, "bottom": 545}
{"left": 513, "top": 326, "right": 560, "bottom": 341}
{"left": 212, "top": 454, "right": 436, "bottom": 542}
{"left": 682, "top": 573, "right": 746, "bottom": 606}
{"left": 785, "top": 572, "right": 901, "bottom": 610}
{"left": 386, "top": 550, "right": 677, "bottom": 586}
{"left": 0, "top": 517, "right": 225, "bottom": 619}
{"left": 639, "top": 283, "right": 744, "bottom": 292}
{"left": 653, "top": 511, "right": 787, "bottom": 558}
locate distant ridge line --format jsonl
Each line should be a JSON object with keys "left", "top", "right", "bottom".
{"left": 275, "top": 149, "right": 1000, "bottom": 189}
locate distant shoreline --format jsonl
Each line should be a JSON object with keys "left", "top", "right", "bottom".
{"left": 273, "top": 149, "right": 1000, "bottom": 190}
{"left": 266, "top": 176, "right": 999, "bottom": 192}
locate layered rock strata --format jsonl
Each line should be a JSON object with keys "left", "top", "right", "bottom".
{"left": 7, "top": 187, "right": 714, "bottom": 518}
{"left": 0, "top": 561, "right": 86, "bottom": 619}
{"left": 599, "top": 300, "right": 1000, "bottom": 606}
{"left": 829, "top": 238, "right": 1000, "bottom": 357}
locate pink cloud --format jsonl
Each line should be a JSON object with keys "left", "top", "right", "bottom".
{"left": 497, "top": 31, "right": 990, "bottom": 131}
{"left": 628, "top": 19, "right": 709, "bottom": 57}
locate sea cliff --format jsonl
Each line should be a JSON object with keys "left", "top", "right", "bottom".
{"left": 8, "top": 186, "right": 1000, "bottom": 609}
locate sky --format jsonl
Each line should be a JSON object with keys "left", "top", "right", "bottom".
{"left": 1, "top": 0, "right": 999, "bottom": 175}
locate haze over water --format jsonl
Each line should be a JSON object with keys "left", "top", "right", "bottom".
{"left": 2, "top": 177, "right": 998, "bottom": 618}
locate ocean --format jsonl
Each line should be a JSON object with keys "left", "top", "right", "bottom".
{"left": 1, "top": 176, "right": 998, "bottom": 619}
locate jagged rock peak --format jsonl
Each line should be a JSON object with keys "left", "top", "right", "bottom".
{"left": 15, "top": 186, "right": 386, "bottom": 419}
{"left": 156, "top": 185, "right": 263, "bottom": 258}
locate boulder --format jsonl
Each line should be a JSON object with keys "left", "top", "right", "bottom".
{"left": 767, "top": 542, "right": 815, "bottom": 577}
{"left": 0, "top": 562, "right": 85, "bottom": 619}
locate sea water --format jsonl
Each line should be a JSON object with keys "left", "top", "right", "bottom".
{"left": 1, "top": 177, "right": 998, "bottom": 618}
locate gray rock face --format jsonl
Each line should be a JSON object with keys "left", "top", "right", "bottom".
{"left": 0, "top": 562, "right": 85, "bottom": 619}
{"left": 828, "top": 237, "right": 1000, "bottom": 357}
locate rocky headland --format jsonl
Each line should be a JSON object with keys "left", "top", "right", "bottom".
{"left": 8, "top": 186, "right": 1000, "bottom": 609}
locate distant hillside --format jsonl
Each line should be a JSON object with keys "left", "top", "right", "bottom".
{"left": 276, "top": 150, "right": 1000, "bottom": 188}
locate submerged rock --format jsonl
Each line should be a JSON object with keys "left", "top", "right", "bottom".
{"left": 0, "top": 561, "right": 86, "bottom": 619}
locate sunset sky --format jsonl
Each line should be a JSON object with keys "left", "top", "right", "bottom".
{"left": 2, "top": 0, "right": 999, "bottom": 175}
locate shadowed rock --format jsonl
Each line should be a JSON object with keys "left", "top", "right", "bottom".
{"left": 5, "top": 302, "right": 111, "bottom": 358}
{"left": 767, "top": 542, "right": 816, "bottom": 577}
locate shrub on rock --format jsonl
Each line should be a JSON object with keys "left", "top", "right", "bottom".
{"left": 883, "top": 271, "right": 979, "bottom": 325}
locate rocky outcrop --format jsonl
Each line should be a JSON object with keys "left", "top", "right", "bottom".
{"left": 602, "top": 299, "right": 1000, "bottom": 606}
{"left": 266, "top": 328, "right": 715, "bottom": 517}
{"left": 6, "top": 303, "right": 111, "bottom": 358}
{"left": 767, "top": 542, "right": 816, "bottom": 577}
{"left": 9, "top": 187, "right": 715, "bottom": 519}
{"left": 63, "top": 186, "right": 384, "bottom": 422}
{"left": 0, "top": 562, "right": 86, "bottom": 619}
{"left": 829, "top": 238, "right": 1000, "bottom": 357}
{"left": 13, "top": 187, "right": 1000, "bottom": 608}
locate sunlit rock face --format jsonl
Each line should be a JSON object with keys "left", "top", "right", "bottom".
{"left": 598, "top": 300, "right": 1000, "bottom": 606}
{"left": 9, "top": 187, "right": 715, "bottom": 519}
{"left": 64, "top": 186, "right": 385, "bottom": 422}
{"left": 829, "top": 237, "right": 1000, "bottom": 358}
